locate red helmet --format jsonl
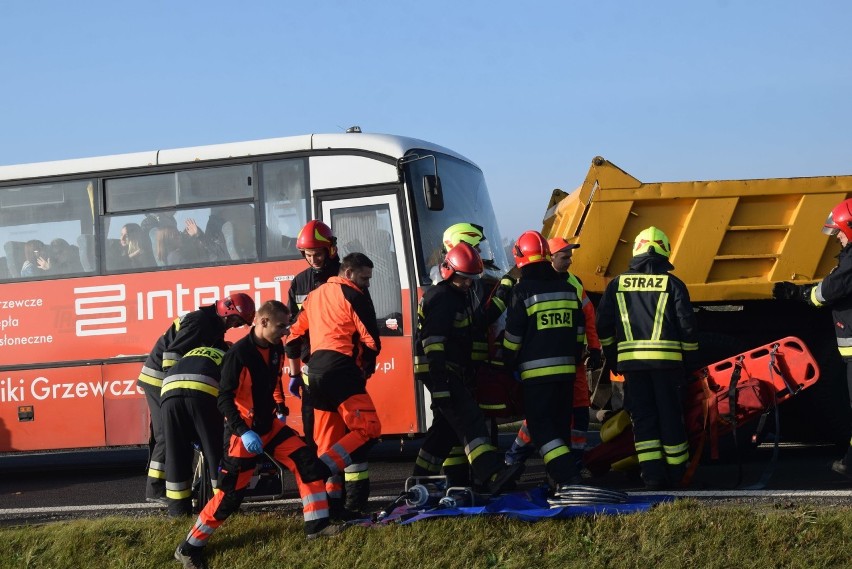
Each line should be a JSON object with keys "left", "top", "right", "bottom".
{"left": 216, "top": 293, "right": 256, "bottom": 325}
{"left": 513, "top": 231, "right": 551, "bottom": 268}
{"left": 296, "top": 220, "right": 337, "bottom": 255}
{"left": 823, "top": 199, "right": 852, "bottom": 241}
{"left": 440, "top": 242, "right": 484, "bottom": 281}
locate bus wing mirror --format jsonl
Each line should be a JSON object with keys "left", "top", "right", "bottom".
{"left": 424, "top": 175, "right": 444, "bottom": 211}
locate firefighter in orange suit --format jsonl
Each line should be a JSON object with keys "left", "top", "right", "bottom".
{"left": 596, "top": 226, "right": 698, "bottom": 490}
{"left": 138, "top": 292, "right": 255, "bottom": 504}
{"left": 174, "top": 301, "right": 339, "bottom": 569}
{"left": 285, "top": 252, "right": 382, "bottom": 518}
{"left": 286, "top": 219, "right": 342, "bottom": 454}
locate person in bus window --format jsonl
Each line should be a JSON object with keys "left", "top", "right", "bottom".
{"left": 184, "top": 217, "right": 228, "bottom": 262}
{"left": 142, "top": 210, "right": 179, "bottom": 234}
{"left": 48, "top": 238, "right": 83, "bottom": 275}
{"left": 121, "top": 223, "right": 156, "bottom": 269}
{"left": 20, "top": 239, "right": 49, "bottom": 277}
{"left": 156, "top": 226, "right": 203, "bottom": 266}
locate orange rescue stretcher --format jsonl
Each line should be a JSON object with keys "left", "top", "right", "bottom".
{"left": 582, "top": 336, "right": 820, "bottom": 483}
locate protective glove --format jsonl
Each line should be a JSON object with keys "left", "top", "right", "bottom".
{"left": 276, "top": 403, "right": 289, "bottom": 422}
{"left": 585, "top": 348, "right": 603, "bottom": 371}
{"left": 240, "top": 430, "right": 264, "bottom": 455}
{"left": 288, "top": 374, "right": 304, "bottom": 399}
{"left": 772, "top": 281, "right": 801, "bottom": 301}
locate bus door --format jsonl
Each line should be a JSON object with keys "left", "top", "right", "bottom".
{"left": 318, "top": 193, "right": 423, "bottom": 435}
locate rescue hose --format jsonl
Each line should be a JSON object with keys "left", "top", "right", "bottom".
{"left": 546, "top": 485, "right": 629, "bottom": 507}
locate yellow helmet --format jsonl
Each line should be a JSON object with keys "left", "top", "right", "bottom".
{"left": 442, "top": 222, "right": 485, "bottom": 252}
{"left": 633, "top": 226, "right": 671, "bottom": 257}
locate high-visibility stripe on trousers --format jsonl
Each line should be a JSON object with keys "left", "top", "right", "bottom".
{"left": 314, "top": 392, "right": 381, "bottom": 513}
{"left": 186, "top": 420, "right": 331, "bottom": 543}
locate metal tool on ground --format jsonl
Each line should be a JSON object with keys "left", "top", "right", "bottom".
{"left": 547, "top": 484, "right": 630, "bottom": 507}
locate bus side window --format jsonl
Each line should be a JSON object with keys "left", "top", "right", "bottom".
{"left": 77, "top": 235, "right": 96, "bottom": 273}
{"left": 0, "top": 258, "right": 9, "bottom": 280}
{"left": 3, "top": 241, "right": 25, "bottom": 278}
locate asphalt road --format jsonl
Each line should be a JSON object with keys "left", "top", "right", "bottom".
{"left": 1, "top": 431, "right": 850, "bottom": 525}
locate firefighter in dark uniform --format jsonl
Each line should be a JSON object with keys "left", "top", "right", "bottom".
{"left": 504, "top": 237, "right": 602, "bottom": 468}
{"left": 436, "top": 222, "right": 515, "bottom": 485}
{"left": 596, "top": 226, "right": 699, "bottom": 490}
{"left": 502, "top": 231, "right": 585, "bottom": 489}
{"left": 138, "top": 292, "right": 255, "bottom": 503}
{"left": 161, "top": 346, "right": 229, "bottom": 517}
{"left": 286, "top": 219, "right": 342, "bottom": 456}
{"left": 285, "top": 252, "right": 382, "bottom": 518}
{"left": 174, "top": 300, "right": 340, "bottom": 569}
{"left": 773, "top": 198, "right": 852, "bottom": 478}
{"left": 412, "top": 241, "right": 522, "bottom": 494}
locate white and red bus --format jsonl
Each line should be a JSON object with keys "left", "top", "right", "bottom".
{"left": 0, "top": 131, "right": 508, "bottom": 453}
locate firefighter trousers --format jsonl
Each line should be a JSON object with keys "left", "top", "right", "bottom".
{"left": 162, "top": 394, "right": 223, "bottom": 516}
{"left": 141, "top": 383, "right": 166, "bottom": 500}
{"left": 414, "top": 375, "right": 504, "bottom": 485}
{"left": 523, "top": 379, "right": 578, "bottom": 484}
{"left": 184, "top": 420, "right": 331, "bottom": 549}
{"left": 623, "top": 368, "right": 689, "bottom": 486}
{"left": 310, "top": 366, "right": 381, "bottom": 513}
{"left": 300, "top": 383, "right": 317, "bottom": 454}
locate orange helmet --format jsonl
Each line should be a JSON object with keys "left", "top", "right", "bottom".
{"left": 823, "top": 199, "right": 852, "bottom": 241}
{"left": 440, "top": 242, "right": 483, "bottom": 280}
{"left": 296, "top": 220, "right": 337, "bottom": 255}
{"left": 513, "top": 231, "right": 551, "bottom": 268}
{"left": 546, "top": 237, "right": 580, "bottom": 255}
{"left": 216, "top": 293, "right": 256, "bottom": 325}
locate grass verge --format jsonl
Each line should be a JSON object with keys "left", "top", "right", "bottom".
{"left": 1, "top": 499, "right": 849, "bottom": 569}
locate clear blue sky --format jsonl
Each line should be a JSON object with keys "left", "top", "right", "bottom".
{"left": 2, "top": 1, "right": 850, "bottom": 244}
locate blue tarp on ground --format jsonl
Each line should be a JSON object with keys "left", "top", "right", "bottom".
{"left": 374, "top": 486, "right": 673, "bottom": 525}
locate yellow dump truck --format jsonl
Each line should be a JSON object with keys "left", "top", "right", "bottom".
{"left": 542, "top": 156, "right": 852, "bottom": 443}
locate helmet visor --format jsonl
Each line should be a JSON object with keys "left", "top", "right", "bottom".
{"left": 476, "top": 239, "right": 496, "bottom": 266}
{"left": 454, "top": 270, "right": 481, "bottom": 280}
{"left": 823, "top": 212, "right": 840, "bottom": 236}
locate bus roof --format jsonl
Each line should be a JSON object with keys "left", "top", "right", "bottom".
{"left": 0, "top": 132, "right": 477, "bottom": 182}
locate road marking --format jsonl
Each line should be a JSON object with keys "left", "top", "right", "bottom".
{"left": 2, "top": 489, "right": 851, "bottom": 516}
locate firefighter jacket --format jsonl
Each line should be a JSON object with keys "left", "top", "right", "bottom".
{"left": 502, "top": 263, "right": 585, "bottom": 385}
{"left": 287, "top": 257, "right": 341, "bottom": 363}
{"left": 284, "top": 276, "right": 380, "bottom": 378}
{"left": 596, "top": 253, "right": 699, "bottom": 372}
{"left": 576, "top": 274, "right": 601, "bottom": 351}
{"left": 474, "top": 273, "right": 516, "bottom": 364}
{"left": 138, "top": 304, "right": 228, "bottom": 390}
{"left": 218, "top": 329, "right": 285, "bottom": 437}
{"left": 414, "top": 280, "right": 477, "bottom": 389}
{"left": 804, "top": 243, "right": 852, "bottom": 360}
{"left": 160, "top": 346, "right": 225, "bottom": 401}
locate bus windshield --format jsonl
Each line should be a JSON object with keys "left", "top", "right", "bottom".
{"left": 405, "top": 151, "right": 508, "bottom": 284}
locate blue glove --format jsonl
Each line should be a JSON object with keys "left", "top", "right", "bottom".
{"left": 276, "top": 403, "right": 289, "bottom": 422}
{"left": 240, "top": 430, "right": 263, "bottom": 455}
{"left": 288, "top": 374, "right": 304, "bottom": 399}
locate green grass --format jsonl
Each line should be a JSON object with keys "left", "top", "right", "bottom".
{"left": 2, "top": 500, "right": 849, "bottom": 569}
